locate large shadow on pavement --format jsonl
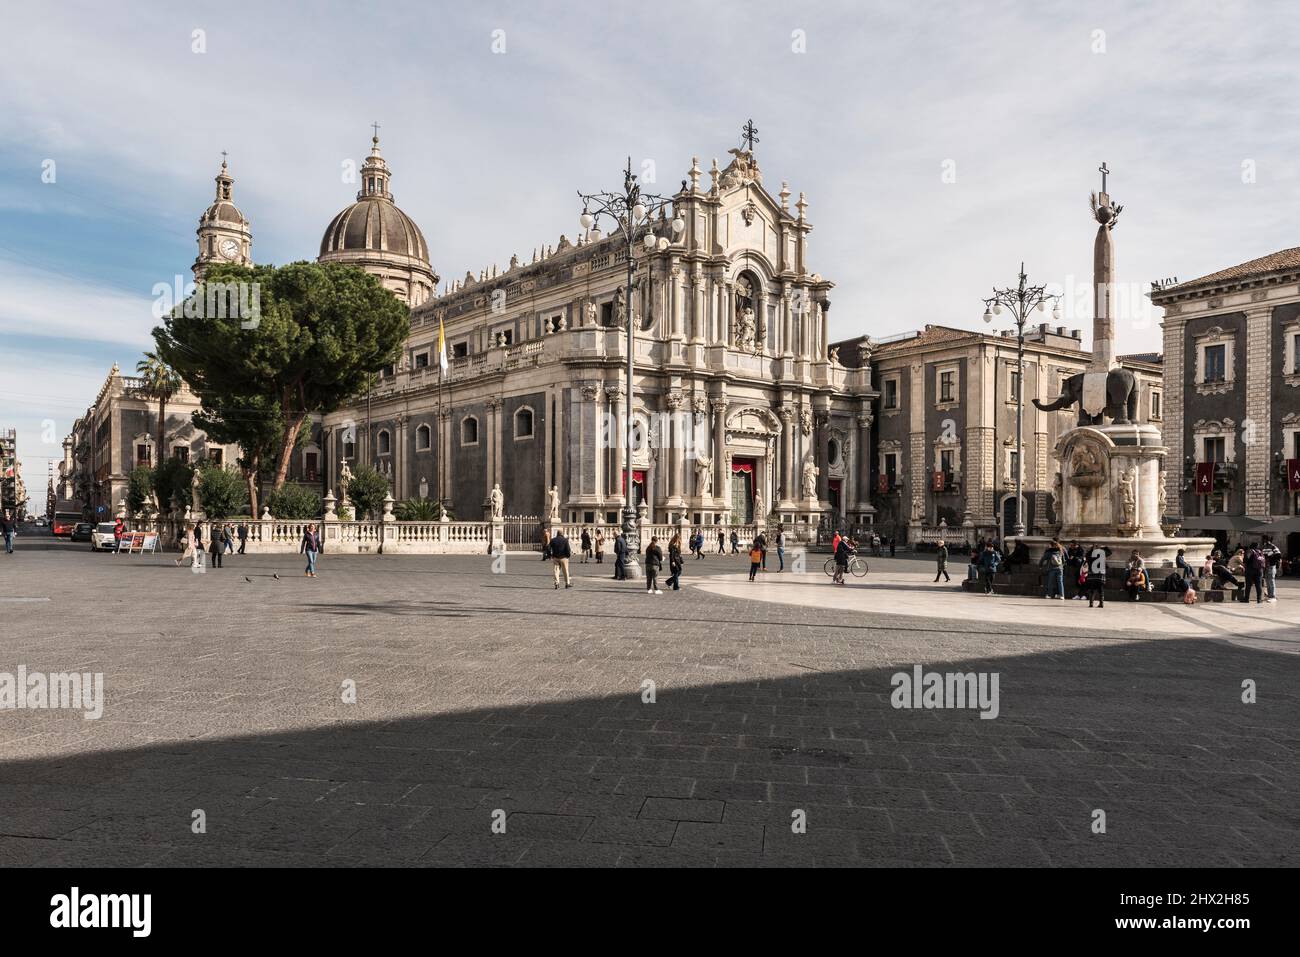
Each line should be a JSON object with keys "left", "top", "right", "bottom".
{"left": 1, "top": 635, "right": 1297, "bottom": 868}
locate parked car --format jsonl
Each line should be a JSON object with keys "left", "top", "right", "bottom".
{"left": 90, "top": 522, "right": 119, "bottom": 551}
{"left": 70, "top": 522, "right": 94, "bottom": 543}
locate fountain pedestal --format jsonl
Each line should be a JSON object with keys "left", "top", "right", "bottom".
{"left": 1013, "top": 424, "right": 1215, "bottom": 568}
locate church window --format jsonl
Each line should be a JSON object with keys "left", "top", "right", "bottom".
{"left": 452, "top": 341, "right": 469, "bottom": 358}
{"left": 377, "top": 430, "right": 391, "bottom": 455}
{"left": 883, "top": 377, "right": 899, "bottom": 410}
{"left": 414, "top": 352, "right": 429, "bottom": 369}
{"left": 416, "top": 424, "right": 431, "bottom": 451}
{"left": 461, "top": 417, "right": 479, "bottom": 446}
{"left": 514, "top": 407, "right": 534, "bottom": 440}
{"left": 1203, "top": 344, "right": 1226, "bottom": 382}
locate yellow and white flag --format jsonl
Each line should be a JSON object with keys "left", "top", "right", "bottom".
{"left": 438, "top": 318, "right": 448, "bottom": 373}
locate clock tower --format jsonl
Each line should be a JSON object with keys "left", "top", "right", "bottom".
{"left": 193, "top": 155, "right": 252, "bottom": 280}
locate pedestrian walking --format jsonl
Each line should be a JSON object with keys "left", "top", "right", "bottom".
{"left": 612, "top": 530, "right": 628, "bottom": 580}
{"left": 644, "top": 536, "right": 663, "bottom": 594}
{"left": 1064, "top": 541, "right": 1085, "bottom": 599}
{"left": 112, "top": 517, "right": 125, "bottom": 551}
{"left": 1039, "top": 540, "right": 1065, "bottom": 599}
{"left": 889, "top": 536, "right": 896, "bottom": 558}
{"left": 1262, "top": 535, "right": 1281, "bottom": 602}
{"left": 717, "top": 529, "right": 726, "bottom": 555}
{"left": 540, "top": 528, "right": 551, "bottom": 561}
{"left": 1, "top": 510, "right": 16, "bottom": 554}
{"left": 222, "top": 523, "right": 234, "bottom": 555}
{"left": 749, "top": 542, "right": 764, "bottom": 582}
{"left": 1084, "top": 543, "right": 1111, "bottom": 607}
{"left": 1243, "top": 541, "right": 1266, "bottom": 604}
{"left": 755, "top": 530, "right": 768, "bottom": 571}
{"left": 934, "top": 539, "right": 951, "bottom": 583}
{"left": 579, "top": 527, "right": 592, "bottom": 564}
{"left": 776, "top": 526, "right": 786, "bottom": 572}
{"left": 729, "top": 530, "right": 739, "bottom": 554}
{"left": 665, "top": 533, "right": 684, "bottom": 591}
{"left": 977, "top": 541, "right": 1001, "bottom": 595}
{"left": 550, "top": 526, "right": 573, "bottom": 589}
{"left": 208, "top": 525, "right": 224, "bottom": 568}
{"left": 237, "top": 521, "right": 248, "bottom": 554}
{"left": 301, "top": 523, "right": 320, "bottom": 577}
{"left": 594, "top": 530, "right": 605, "bottom": 564}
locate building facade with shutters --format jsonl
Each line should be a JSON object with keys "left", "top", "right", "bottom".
{"left": 830, "top": 324, "right": 1162, "bottom": 542}
{"left": 1151, "top": 246, "right": 1300, "bottom": 548}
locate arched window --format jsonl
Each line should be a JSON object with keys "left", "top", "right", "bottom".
{"left": 461, "top": 416, "right": 479, "bottom": 446}
{"left": 416, "top": 424, "right": 431, "bottom": 451}
{"left": 514, "top": 407, "right": 534, "bottom": 440}
{"left": 377, "top": 430, "right": 391, "bottom": 455}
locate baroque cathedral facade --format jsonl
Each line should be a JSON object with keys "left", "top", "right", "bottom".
{"left": 189, "top": 132, "right": 877, "bottom": 531}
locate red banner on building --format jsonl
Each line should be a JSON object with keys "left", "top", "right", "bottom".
{"left": 1195, "top": 461, "right": 1214, "bottom": 494}
{"left": 878, "top": 474, "right": 890, "bottom": 494}
{"left": 1288, "top": 459, "right": 1300, "bottom": 492}
{"left": 931, "top": 470, "right": 945, "bottom": 492}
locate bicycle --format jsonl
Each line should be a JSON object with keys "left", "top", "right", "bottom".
{"left": 823, "top": 555, "right": 869, "bottom": 578}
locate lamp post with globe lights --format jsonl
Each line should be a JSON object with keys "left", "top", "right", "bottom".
{"left": 578, "top": 159, "right": 684, "bottom": 577}
{"left": 981, "top": 263, "right": 1061, "bottom": 538}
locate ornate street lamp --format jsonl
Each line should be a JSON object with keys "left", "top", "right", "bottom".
{"left": 982, "top": 263, "right": 1061, "bottom": 538}
{"left": 578, "top": 159, "right": 683, "bottom": 578}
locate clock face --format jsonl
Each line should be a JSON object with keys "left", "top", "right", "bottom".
{"left": 219, "top": 238, "right": 240, "bottom": 260}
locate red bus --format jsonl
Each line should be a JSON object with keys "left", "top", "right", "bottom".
{"left": 52, "top": 511, "right": 82, "bottom": 536}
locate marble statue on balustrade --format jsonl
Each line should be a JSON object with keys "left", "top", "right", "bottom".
{"left": 190, "top": 468, "right": 203, "bottom": 514}
{"left": 490, "top": 483, "right": 504, "bottom": 520}
{"left": 338, "top": 462, "right": 353, "bottom": 506}
{"left": 753, "top": 490, "right": 766, "bottom": 521}
{"left": 546, "top": 484, "right": 560, "bottom": 521}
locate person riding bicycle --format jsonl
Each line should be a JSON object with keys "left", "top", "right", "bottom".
{"left": 832, "top": 535, "right": 855, "bottom": 585}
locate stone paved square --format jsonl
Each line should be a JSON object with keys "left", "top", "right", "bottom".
{"left": 1, "top": 539, "right": 1297, "bottom": 867}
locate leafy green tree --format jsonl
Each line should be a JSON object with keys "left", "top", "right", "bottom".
{"left": 193, "top": 391, "right": 284, "bottom": 520}
{"left": 266, "top": 483, "right": 322, "bottom": 520}
{"left": 152, "top": 457, "right": 193, "bottom": 512}
{"left": 153, "top": 261, "right": 409, "bottom": 492}
{"left": 198, "top": 462, "right": 249, "bottom": 519}
{"left": 136, "top": 351, "right": 181, "bottom": 461}
{"left": 126, "top": 467, "right": 154, "bottom": 517}
{"left": 345, "top": 464, "right": 389, "bottom": 520}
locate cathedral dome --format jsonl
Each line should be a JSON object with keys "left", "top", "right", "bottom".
{"left": 317, "top": 133, "right": 437, "bottom": 306}
{"left": 318, "top": 134, "right": 429, "bottom": 263}
{"left": 319, "top": 195, "right": 428, "bottom": 261}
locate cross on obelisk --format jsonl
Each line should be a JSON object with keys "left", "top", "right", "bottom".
{"left": 1098, "top": 162, "right": 1109, "bottom": 195}
{"left": 371, "top": 121, "right": 381, "bottom": 140}
{"left": 220, "top": 150, "right": 228, "bottom": 167}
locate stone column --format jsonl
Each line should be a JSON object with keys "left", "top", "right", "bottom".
{"left": 581, "top": 383, "right": 602, "bottom": 503}
{"left": 1244, "top": 302, "right": 1273, "bottom": 519}
{"left": 691, "top": 267, "right": 705, "bottom": 344}
{"left": 554, "top": 389, "right": 566, "bottom": 519}
{"left": 856, "top": 410, "right": 874, "bottom": 513}
{"left": 395, "top": 414, "right": 408, "bottom": 500}
{"left": 779, "top": 407, "right": 795, "bottom": 506}
{"left": 486, "top": 397, "right": 502, "bottom": 504}
{"left": 666, "top": 391, "right": 684, "bottom": 508}
{"left": 711, "top": 395, "right": 728, "bottom": 514}
{"left": 781, "top": 287, "right": 793, "bottom": 358}
{"left": 607, "top": 384, "right": 625, "bottom": 503}
{"left": 820, "top": 301, "right": 831, "bottom": 362}
{"left": 670, "top": 266, "right": 685, "bottom": 340}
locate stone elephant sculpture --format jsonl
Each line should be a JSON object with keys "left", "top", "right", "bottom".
{"left": 1032, "top": 367, "right": 1138, "bottom": 426}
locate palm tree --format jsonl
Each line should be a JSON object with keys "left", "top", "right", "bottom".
{"left": 136, "top": 351, "right": 181, "bottom": 467}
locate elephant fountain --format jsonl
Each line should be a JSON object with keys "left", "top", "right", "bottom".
{"left": 1033, "top": 367, "right": 1138, "bottom": 426}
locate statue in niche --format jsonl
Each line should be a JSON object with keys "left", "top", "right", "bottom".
{"left": 695, "top": 455, "right": 713, "bottom": 496}
{"left": 802, "top": 459, "right": 819, "bottom": 499}
{"left": 737, "top": 308, "right": 756, "bottom": 352}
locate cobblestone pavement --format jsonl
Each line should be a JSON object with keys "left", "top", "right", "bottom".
{"left": 1, "top": 537, "right": 1297, "bottom": 867}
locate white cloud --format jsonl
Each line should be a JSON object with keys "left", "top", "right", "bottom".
{"left": 0, "top": 259, "right": 156, "bottom": 349}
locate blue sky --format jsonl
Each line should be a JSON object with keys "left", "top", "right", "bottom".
{"left": 2, "top": 0, "right": 1297, "bottom": 489}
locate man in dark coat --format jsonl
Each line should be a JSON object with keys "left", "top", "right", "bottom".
{"left": 613, "top": 530, "right": 629, "bottom": 580}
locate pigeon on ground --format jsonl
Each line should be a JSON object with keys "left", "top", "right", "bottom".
{"left": 272, "top": 573, "right": 281, "bottom": 580}
{"left": 244, "top": 577, "right": 252, "bottom": 583}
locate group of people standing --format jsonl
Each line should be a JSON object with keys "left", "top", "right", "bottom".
{"left": 174, "top": 521, "right": 321, "bottom": 577}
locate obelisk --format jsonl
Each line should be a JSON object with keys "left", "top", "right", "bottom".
{"left": 1090, "top": 163, "right": 1121, "bottom": 372}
